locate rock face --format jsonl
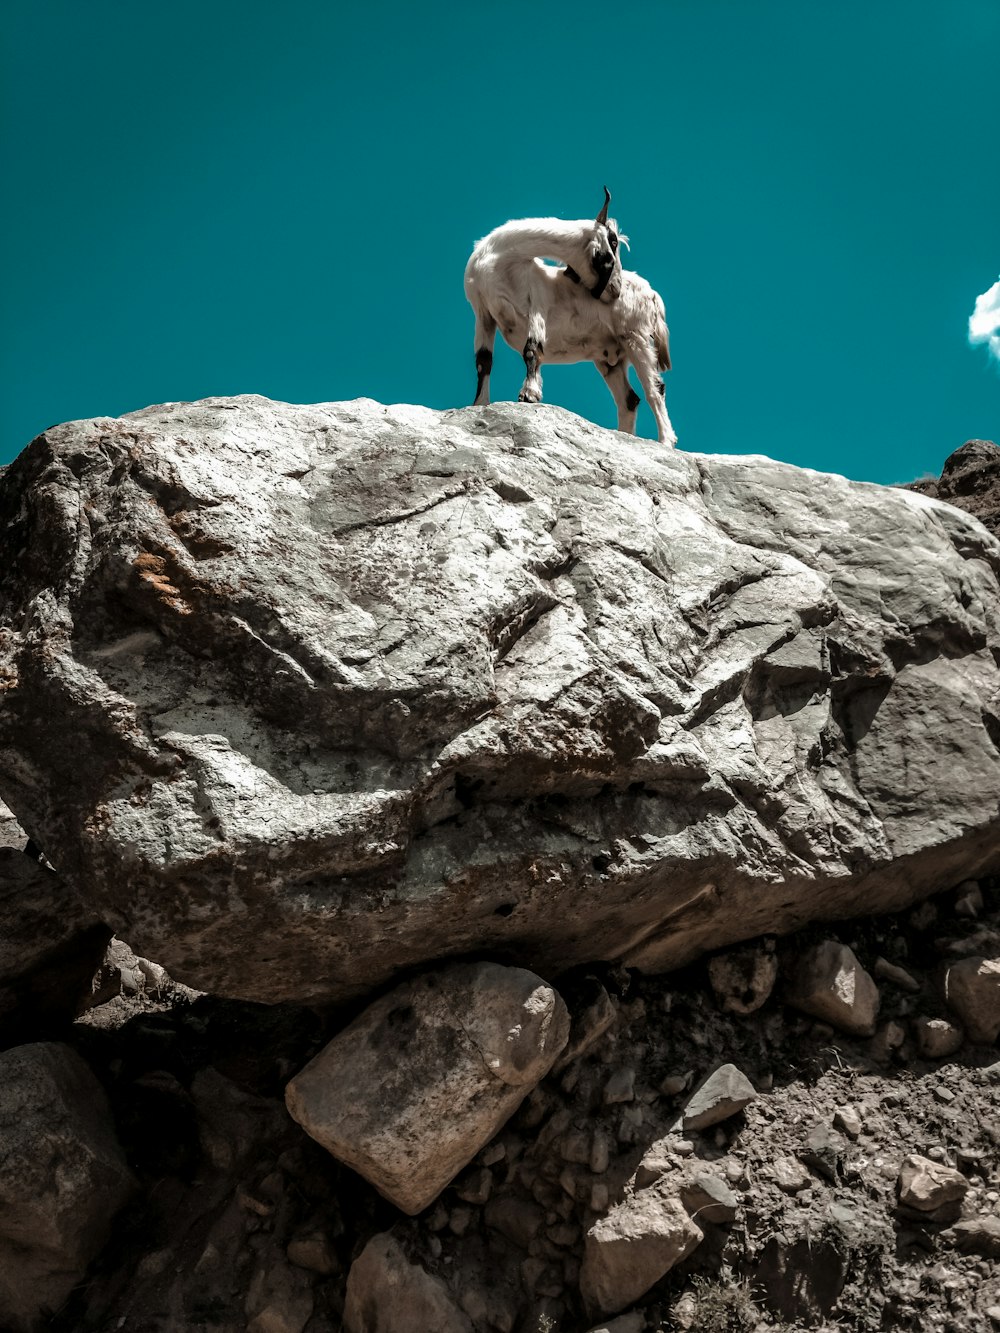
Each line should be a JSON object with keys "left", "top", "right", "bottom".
{"left": 907, "top": 439, "right": 1000, "bottom": 538}
{"left": 0, "top": 1043, "right": 135, "bottom": 1330}
{"left": 285, "top": 961, "right": 569, "bottom": 1213}
{"left": 3, "top": 397, "right": 1000, "bottom": 1004}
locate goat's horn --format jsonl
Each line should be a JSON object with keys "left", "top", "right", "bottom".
{"left": 597, "top": 186, "right": 611, "bottom": 225}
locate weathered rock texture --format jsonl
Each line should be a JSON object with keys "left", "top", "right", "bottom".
{"left": 0, "top": 1043, "right": 135, "bottom": 1330}
{"left": 3, "top": 397, "right": 1000, "bottom": 1004}
{"left": 907, "top": 439, "right": 1000, "bottom": 538}
{"left": 285, "top": 961, "right": 569, "bottom": 1213}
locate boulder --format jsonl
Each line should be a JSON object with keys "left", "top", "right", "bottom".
{"left": 343, "top": 1232, "right": 473, "bottom": 1333}
{"left": 785, "top": 941, "right": 880, "bottom": 1036}
{"left": 0, "top": 1042, "right": 135, "bottom": 1330}
{"left": 580, "top": 1188, "right": 703, "bottom": 1318}
{"left": 944, "top": 956, "right": 1000, "bottom": 1043}
{"left": 0, "top": 849, "right": 110, "bottom": 1041}
{"left": 285, "top": 961, "right": 568, "bottom": 1214}
{"left": 4, "top": 398, "right": 1000, "bottom": 1004}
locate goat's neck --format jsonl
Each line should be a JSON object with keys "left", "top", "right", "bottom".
{"left": 497, "top": 220, "right": 592, "bottom": 266}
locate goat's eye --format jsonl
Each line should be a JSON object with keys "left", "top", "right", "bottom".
{"left": 609, "top": 234, "right": 618, "bottom": 253}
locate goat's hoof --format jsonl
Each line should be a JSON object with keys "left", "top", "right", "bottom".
{"left": 518, "top": 388, "right": 542, "bottom": 404}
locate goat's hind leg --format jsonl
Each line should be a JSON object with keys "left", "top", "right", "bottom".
{"left": 597, "top": 357, "right": 640, "bottom": 436}
{"left": 518, "top": 310, "right": 545, "bottom": 404}
{"left": 472, "top": 309, "right": 497, "bottom": 406}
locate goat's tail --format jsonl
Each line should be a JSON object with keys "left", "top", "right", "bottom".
{"left": 653, "top": 292, "right": 671, "bottom": 372}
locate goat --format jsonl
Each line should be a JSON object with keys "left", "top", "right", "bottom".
{"left": 464, "top": 192, "right": 676, "bottom": 445}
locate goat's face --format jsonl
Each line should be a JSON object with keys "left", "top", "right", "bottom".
{"left": 582, "top": 188, "right": 626, "bottom": 301}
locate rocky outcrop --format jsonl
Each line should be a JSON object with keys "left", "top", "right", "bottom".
{"left": 0, "top": 1043, "right": 135, "bottom": 1330}
{"left": 3, "top": 398, "right": 1000, "bottom": 1006}
{"left": 907, "top": 439, "right": 1000, "bottom": 537}
{"left": 285, "top": 962, "right": 569, "bottom": 1213}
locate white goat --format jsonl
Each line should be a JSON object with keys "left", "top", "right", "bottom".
{"left": 464, "top": 191, "right": 676, "bottom": 445}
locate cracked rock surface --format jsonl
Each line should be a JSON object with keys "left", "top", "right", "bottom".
{"left": 3, "top": 397, "right": 1000, "bottom": 1004}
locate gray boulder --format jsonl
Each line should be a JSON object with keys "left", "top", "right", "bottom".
{"left": 285, "top": 961, "right": 568, "bottom": 1214}
{"left": 3, "top": 397, "right": 1000, "bottom": 1004}
{"left": 0, "top": 1043, "right": 135, "bottom": 1330}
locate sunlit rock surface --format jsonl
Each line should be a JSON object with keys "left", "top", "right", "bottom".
{"left": 2, "top": 396, "right": 1000, "bottom": 1003}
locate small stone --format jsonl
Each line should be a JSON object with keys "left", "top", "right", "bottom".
{"left": 772, "top": 1155, "right": 812, "bottom": 1194}
{"left": 874, "top": 956, "right": 921, "bottom": 993}
{"left": 681, "top": 1064, "right": 756, "bottom": 1132}
{"left": 480, "top": 1142, "right": 506, "bottom": 1167}
{"left": 986, "top": 1304, "right": 1000, "bottom": 1328}
{"left": 449, "top": 1206, "right": 474, "bottom": 1236}
{"left": 484, "top": 1197, "right": 544, "bottom": 1249}
{"left": 707, "top": 938, "right": 778, "bottom": 1014}
{"left": 833, "top": 1105, "right": 863, "bottom": 1139}
{"left": 913, "top": 1016, "right": 964, "bottom": 1060}
{"left": 454, "top": 1166, "right": 493, "bottom": 1205}
{"left": 548, "top": 1222, "right": 579, "bottom": 1248}
{"left": 784, "top": 940, "right": 880, "bottom": 1036}
{"left": 953, "top": 881, "right": 984, "bottom": 918}
{"left": 603, "top": 1067, "right": 635, "bottom": 1105}
{"left": 680, "top": 1173, "right": 739, "bottom": 1225}
{"left": 658, "top": 1073, "right": 688, "bottom": 1097}
{"left": 797, "top": 1123, "right": 846, "bottom": 1183}
{"left": 934, "top": 1085, "right": 956, "bottom": 1104}
{"left": 910, "top": 901, "right": 938, "bottom": 931}
{"left": 580, "top": 1189, "right": 703, "bottom": 1318}
{"left": 559, "top": 1129, "right": 592, "bottom": 1165}
{"left": 944, "top": 957, "right": 1000, "bottom": 1044}
{"left": 590, "top": 1182, "right": 609, "bottom": 1213}
{"left": 287, "top": 1234, "right": 338, "bottom": 1275}
{"left": 635, "top": 1141, "right": 673, "bottom": 1190}
{"left": 590, "top": 1131, "right": 611, "bottom": 1176}
{"left": 238, "top": 1189, "right": 275, "bottom": 1217}
{"left": 898, "top": 1154, "right": 969, "bottom": 1215}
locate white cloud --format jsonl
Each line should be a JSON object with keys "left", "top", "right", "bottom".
{"left": 969, "top": 278, "right": 1000, "bottom": 360}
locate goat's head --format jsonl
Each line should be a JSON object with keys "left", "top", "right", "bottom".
{"left": 582, "top": 187, "right": 627, "bottom": 301}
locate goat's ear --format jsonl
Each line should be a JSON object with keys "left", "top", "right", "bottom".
{"left": 596, "top": 186, "right": 611, "bottom": 226}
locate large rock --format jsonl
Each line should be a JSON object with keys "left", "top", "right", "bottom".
{"left": 285, "top": 961, "right": 568, "bottom": 1214}
{"left": 3, "top": 397, "right": 1000, "bottom": 1004}
{"left": 0, "top": 1042, "right": 135, "bottom": 1330}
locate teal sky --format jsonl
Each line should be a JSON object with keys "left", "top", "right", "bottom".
{"left": 3, "top": 1, "right": 998, "bottom": 483}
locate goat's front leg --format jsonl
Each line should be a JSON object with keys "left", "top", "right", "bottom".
{"left": 518, "top": 310, "right": 546, "bottom": 404}
{"left": 597, "top": 358, "right": 640, "bottom": 435}
{"left": 472, "top": 309, "right": 497, "bottom": 406}
{"left": 630, "top": 344, "right": 677, "bottom": 446}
